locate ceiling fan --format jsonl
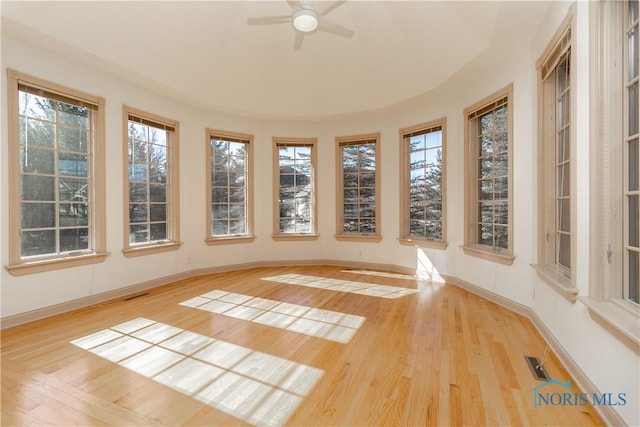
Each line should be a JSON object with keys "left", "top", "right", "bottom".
{"left": 248, "top": 0, "right": 354, "bottom": 50}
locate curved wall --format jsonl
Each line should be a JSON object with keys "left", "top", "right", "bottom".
{"left": 1, "top": 3, "right": 638, "bottom": 424}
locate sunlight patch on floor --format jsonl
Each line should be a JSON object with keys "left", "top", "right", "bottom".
{"left": 262, "top": 274, "right": 420, "bottom": 298}
{"left": 180, "top": 291, "right": 365, "bottom": 343}
{"left": 70, "top": 318, "right": 323, "bottom": 427}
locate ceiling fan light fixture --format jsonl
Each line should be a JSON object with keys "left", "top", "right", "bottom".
{"left": 292, "top": 8, "right": 318, "bottom": 32}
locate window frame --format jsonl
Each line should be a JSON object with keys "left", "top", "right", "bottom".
{"left": 272, "top": 137, "right": 318, "bottom": 240}
{"left": 532, "top": 10, "right": 578, "bottom": 298}
{"left": 335, "top": 133, "right": 382, "bottom": 242}
{"left": 6, "top": 69, "right": 107, "bottom": 276}
{"left": 205, "top": 128, "right": 255, "bottom": 245}
{"left": 122, "top": 105, "right": 181, "bottom": 257}
{"left": 583, "top": 0, "right": 640, "bottom": 349}
{"left": 462, "top": 84, "right": 515, "bottom": 265}
{"left": 399, "top": 118, "right": 447, "bottom": 249}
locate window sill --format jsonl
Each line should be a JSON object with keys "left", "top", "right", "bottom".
{"left": 272, "top": 234, "right": 319, "bottom": 241}
{"left": 122, "top": 242, "right": 182, "bottom": 258}
{"left": 334, "top": 234, "right": 382, "bottom": 242}
{"left": 531, "top": 263, "right": 578, "bottom": 302}
{"left": 399, "top": 237, "right": 448, "bottom": 250}
{"left": 6, "top": 252, "right": 109, "bottom": 276}
{"left": 461, "top": 245, "right": 514, "bottom": 265}
{"left": 578, "top": 296, "right": 640, "bottom": 353}
{"left": 205, "top": 236, "right": 256, "bottom": 245}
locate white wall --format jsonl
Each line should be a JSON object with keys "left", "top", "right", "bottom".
{"left": 1, "top": 2, "right": 638, "bottom": 424}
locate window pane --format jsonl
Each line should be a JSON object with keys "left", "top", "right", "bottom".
{"left": 60, "top": 228, "right": 88, "bottom": 252}
{"left": 58, "top": 102, "right": 89, "bottom": 128}
{"left": 425, "top": 130, "right": 441, "bottom": 149}
{"left": 558, "top": 198, "right": 571, "bottom": 233}
{"left": 495, "top": 176, "right": 508, "bottom": 199}
{"left": 230, "top": 188, "right": 245, "bottom": 203}
{"left": 229, "top": 203, "right": 245, "bottom": 219}
{"left": 21, "top": 175, "right": 55, "bottom": 201}
{"left": 129, "top": 204, "right": 148, "bottom": 223}
{"left": 129, "top": 163, "right": 147, "bottom": 182}
{"left": 558, "top": 233, "right": 571, "bottom": 270}
{"left": 479, "top": 201, "right": 493, "bottom": 223}
{"left": 409, "top": 135, "right": 426, "bottom": 151}
{"left": 213, "top": 220, "right": 229, "bottom": 236}
{"left": 129, "top": 183, "right": 147, "bottom": 202}
{"left": 495, "top": 225, "right": 508, "bottom": 249}
{"left": 59, "top": 178, "right": 87, "bottom": 203}
{"left": 494, "top": 201, "right": 508, "bottom": 225}
{"left": 557, "top": 163, "right": 570, "bottom": 197}
{"left": 629, "top": 24, "right": 638, "bottom": 81}
{"left": 21, "top": 117, "right": 55, "bottom": 148}
{"left": 410, "top": 151, "right": 425, "bottom": 169}
{"left": 150, "top": 204, "right": 167, "bottom": 222}
{"left": 630, "top": 139, "right": 639, "bottom": 192}
{"left": 150, "top": 223, "right": 167, "bottom": 241}
{"left": 59, "top": 203, "right": 89, "bottom": 227}
{"left": 629, "top": 82, "right": 639, "bottom": 137}
{"left": 149, "top": 183, "right": 166, "bottom": 202}
{"left": 130, "top": 139, "right": 147, "bottom": 162}
{"left": 20, "top": 146, "right": 55, "bottom": 174}
{"left": 630, "top": 195, "right": 639, "bottom": 248}
{"left": 58, "top": 126, "right": 89, "bottom": 153}
{"left": 129, "top": 224, "right": 148, "bottom": 243}
{"left": 21, "top": 230, "right": 55, "bottom": 256}
{"left": 21, "top": 203, "right": 55, "bottom": 229}
{"left": 427, "top": 221, "right": 442, "bottom": 240}
{"left": 479, "top": 158, "right": 493, "bottom": 178}
{"left": 59, "top": 153, "right": 88, "bottom": 177}
{"left": 629, "top": 251, "right": 639, "bottom": 304}
{"left": 478, "top": 224, "right": 493, "bottom": 246}
{"left": 425, "top": 203, "right": 441, "bottom": 221}
{"left": 230, "top": 219, "right": 246, "bottom": 234}
{"left": 410, "top": 205, "right": 425, "bottom": 220}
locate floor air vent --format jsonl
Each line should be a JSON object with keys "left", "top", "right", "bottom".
{"left": 123, "top": 293, "right": 149, "bottom": 301}
{"left": 524, "top": 355, "right": 550, "bottom": 381}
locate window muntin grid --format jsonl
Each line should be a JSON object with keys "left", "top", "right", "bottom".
{"left": 406, "top": 128, "right": 443, "bottom": 240}
{"left": 277, "top": 144, "right": 314, "bottom": 234}
{"left": 474, "top": 102, "right": 509, "bottom": 250}
{"left": 625, "top": 0, "right": 640, "bottom": 303}
{"left": 340, "top": 140, "right": 377, "bottom": 234}
{"left": 127, "top": 116, "right": 171, "bottom": 245}
{"left": 18, "top": 85, "right": 94, "bottom": 258}
{"left": 210, "top": 137, "right": 249, "bottom": 237}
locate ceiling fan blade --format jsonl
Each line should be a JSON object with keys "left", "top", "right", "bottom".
{"left": 247, "top": 16, "right": 291, "bottom": 25}
{"left": 287, "top": 0, "right": 302, "bottom": 9}
{"left": 294, "top": 32, "right": 305, "bottom": 51}
{"left": 320, "top": 0, "right": 347, "bottom": 17}
{"left": 317, "top": 16, "right": 354, "bottom": 38}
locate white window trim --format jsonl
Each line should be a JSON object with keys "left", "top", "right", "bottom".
{"left": 335, "top": 133, "right": 382, "bottom": 242}
{"left": 399, "top": 118, "right": 448, "bottom": 249}
{"left": 205, "top": 128, "right": 255, "bottom": 245}
{"left": 122, "top": 105, "right": 181, "bottom": 258}
{"left": 6, "top": 69, "right": 108, "bottom": 276}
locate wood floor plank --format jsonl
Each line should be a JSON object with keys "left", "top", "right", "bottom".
{"left": 1, "top": 265, "right": 606, "bottom": 426}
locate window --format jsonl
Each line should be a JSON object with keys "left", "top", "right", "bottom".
{"left": 273, "top": 137, "right": 318, "bottom": 239}
{"left": 534, "top": 12, "right": 576, "bottom": 295}
{"left": 399, "top": 119, "right": 447, "bottom": 248}
{"left": 624, "top": 0, "right": 639, "bottom": 305}
{"left": 206, "top": 129, "right": 254, "bottom": 244}
{"left": 335, "top": 133, "right": 381, "bottom": 241}
{"left": 463, "top": 85, "right": 514, "bottom": 265}
{"left": 6, "top": 70, "right": 107, "bottom": 275}
{"left": 585, "top": 1, "right": 639, "bottom": 345}
{"left": 123, "top": 106, "right": 180, "bottom": 257}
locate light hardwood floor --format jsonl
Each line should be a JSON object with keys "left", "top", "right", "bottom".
{"left": 1, "top": 265, "right": 604, "bottom": 426}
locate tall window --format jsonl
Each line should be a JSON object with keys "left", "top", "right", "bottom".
{"left": 586, "top": 1, "right": 639, "bottom": 343}
{"left": 273, "top": 138, "right": 317, "bottom": 238}
{"left": 535, "top": 14, "right": 575, "bottom": 295}
{"left": 207, "top": 129, "right": 254, "bottom": 244}
{"left": 123, "top": 106, "right": 180, "bottom": 256}
{"left": 463, "top": 85, "right": 514, "bottom": 265}
{"left": 624, "top": 0, "right": 639, "bottom": 304}
{"left": 399, "top": 119, "right": 447, "bottom": 248}
{"left": 336, "top": 133, "right": 381, "bottom": 241}
{"left": 7, "top": 70, "right": 106, "bottom": 275}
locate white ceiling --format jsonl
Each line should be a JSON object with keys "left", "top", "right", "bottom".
{"left": 1, "top": 1, "right": 554, "bottom": 120}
